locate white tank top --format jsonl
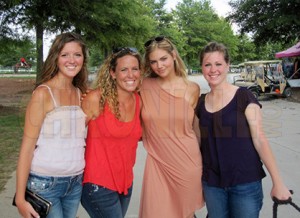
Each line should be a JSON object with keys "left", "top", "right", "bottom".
{"left": 31, "top": 85, "right": 86, "bottom": 177}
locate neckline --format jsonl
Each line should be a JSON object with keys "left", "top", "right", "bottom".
{"left": 153, "top": 77, "right": 188, "bottom": 98}
{"left": 204, "top": 88, "right": 240, "bottom": 114}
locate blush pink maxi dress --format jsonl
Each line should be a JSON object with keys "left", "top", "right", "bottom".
{"left": 139, "top": 78, "right": 204, "bottom": 218}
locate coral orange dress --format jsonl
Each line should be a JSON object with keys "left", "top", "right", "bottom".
{"left": 139, "top": 78, "right": 204, "bottom": 218}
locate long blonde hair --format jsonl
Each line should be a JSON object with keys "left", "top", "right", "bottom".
{"left": 93, "top": 48, "right": 142, "bottom": 118}
{"left": 144, "top": 36, "right": 187, "bottom": 80}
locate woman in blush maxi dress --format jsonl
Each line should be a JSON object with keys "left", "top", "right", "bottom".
{"left": 139, "top": 78, "right": 204, "bottom": 218}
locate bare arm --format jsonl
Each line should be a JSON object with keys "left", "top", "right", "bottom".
{"left": 189, "top": 81, "right": 201, "bottom": 143}
{"left": 189, "top": 81, "right": 200, "bottom": 109}
{"left": 245, "top": 103, "right": 291, "bottom": 200}
{"left": 81, "top": 89, "right": 101, "bottom": 124}
{"left": 15, "top": 87, "right": 51, "bottom": 218}
{"left": 193, "top": 114, "right": 201, "bottom": 144}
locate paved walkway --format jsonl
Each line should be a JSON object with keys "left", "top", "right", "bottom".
{"left": 1, "top": 99, "right": 300, "bottom": 217}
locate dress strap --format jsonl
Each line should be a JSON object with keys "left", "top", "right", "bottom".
{"left": 37, "top": 84, "right": 58, "bottom": 107}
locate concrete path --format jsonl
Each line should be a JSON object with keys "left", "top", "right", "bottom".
{"left": 1, "top": 75, "right": 300, "bottom": 217}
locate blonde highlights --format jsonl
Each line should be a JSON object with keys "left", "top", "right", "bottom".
{"left": 143, "top": 37, "right": 187, "bottom": 80}
{"left": 93, "top": 49, "right": 142, "bottom": 119}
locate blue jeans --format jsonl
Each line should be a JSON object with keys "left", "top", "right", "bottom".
{"left": 27, "top": 173, "right": 83, "bottom": 218}
{"left": 203, "top": 181, "right": 263, "bottom": 218}
{"left": 81, "top": 183, "right": 133, "bottom": 218}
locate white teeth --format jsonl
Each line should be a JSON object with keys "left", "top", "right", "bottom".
{"left": 126, "top": 81, "right": 135, "bottom": 85}
{"left": 66, "top": 66, "right": 76, "bottom": 69}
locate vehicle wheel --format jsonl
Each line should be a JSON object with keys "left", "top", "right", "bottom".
{"left": 283, "top": 87, "right": 292, "bottom": 98}
{"left": 250, "top": 90, "right": 259, "bottom": 99}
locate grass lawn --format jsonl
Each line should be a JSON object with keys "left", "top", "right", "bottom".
{"left": 0, "top": 106, "right": 25, "bottom": 191}
{"left": 0, "top": 77, "right": 34, "bottom": 192}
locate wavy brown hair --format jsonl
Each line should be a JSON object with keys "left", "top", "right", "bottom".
{"left": 143, "top": 36, "right": 187, "bottom": 80}
{"left": 92, "top": 48, "right": 143, "bottom": 119}
{"left": 35, "top": 32, "right": 89, "bottom": 93}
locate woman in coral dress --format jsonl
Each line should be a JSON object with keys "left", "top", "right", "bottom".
{"left": 139, "top": 36, "right": 204, "bottom": 218}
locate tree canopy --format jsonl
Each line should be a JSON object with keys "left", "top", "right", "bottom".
{"left": 227, "top": 0, "right": 300, "bottom": 45}
{"left": 1, "top": 0, "right": 295, "bottom": 73}
{"left": 175, "top": 0, "right": 238, "bottom": 69}
{"left": 0, "top": 0, "right": 154, "bottom": 79}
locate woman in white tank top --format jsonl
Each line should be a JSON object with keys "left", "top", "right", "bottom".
{"left": 15, "top": 32, "right": 89, "bottom": 218}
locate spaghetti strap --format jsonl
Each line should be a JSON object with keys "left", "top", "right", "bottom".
{"left": 37, "top": 84, "right": 58, "bottom": 107}
{"left": 76, "top": 88, "right": 81, "bottom": 106}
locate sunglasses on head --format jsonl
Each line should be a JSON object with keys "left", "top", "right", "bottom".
{"left": 144, "top": 36, "right": 166, "bottom": 48}
{"left": 112, "top": 47, "right": 138, "bottom": 55}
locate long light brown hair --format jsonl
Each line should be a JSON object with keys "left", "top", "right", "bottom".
{"left": 35, "top": 32, "right": 89, "bottom": 93}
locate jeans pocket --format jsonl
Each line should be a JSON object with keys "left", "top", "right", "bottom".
{"left": 75, "top": 173, "right": 83, "bottom": 184}
{"left": 27, "top": 174, "right": 55, "bottom": 193}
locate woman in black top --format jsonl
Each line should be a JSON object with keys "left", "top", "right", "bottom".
{"left": 195, "top": 42, "right": 291, "bottom": 218}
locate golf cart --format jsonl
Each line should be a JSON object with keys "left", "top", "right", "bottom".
{"left": 233, "top": 60, "right": 292, "bottom": 99}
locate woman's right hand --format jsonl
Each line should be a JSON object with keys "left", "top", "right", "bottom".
{"left": 17, "top": 200, "right": 40, "bottom": 218}
{"left": 80, "top": 89, "right": 91, "bottom": 102}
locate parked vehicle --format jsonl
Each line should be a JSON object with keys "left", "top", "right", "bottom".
{"left": 233, "top": 60, "right": 292, "bottom": 98}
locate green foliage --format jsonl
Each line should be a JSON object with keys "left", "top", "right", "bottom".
{"left": 0, "top": 36, "right": 36, "bottom": 67}
{"left": 1, "top": 0, "right": 291, "bottom": 69}
{"left": 174, "top": 0, "right": 239, "bottom": 68}
{"left": 141, "top": 0, "right": 185, "bottom": 52}
{"left": 227, "top": 0, "right": 300, "bottom": 45}
{"left": 1, "top": 0, "right": 155, "bottom": 78}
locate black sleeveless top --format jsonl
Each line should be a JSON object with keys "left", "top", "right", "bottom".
{"left": 195, "top": 87, "right": 266, "bottom": 188}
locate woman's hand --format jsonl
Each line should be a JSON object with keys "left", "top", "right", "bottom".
{"left": 17, "top": 200, "right": 40, "bottom": 218}
{"left": 80, "top": 89, "right": 91, "bottom": 102}
{"left": 271, "top": 183, "right": 292, "bottom": 201}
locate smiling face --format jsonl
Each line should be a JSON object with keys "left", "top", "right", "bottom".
{"left": 110, "top": 54, "right": 141, "bottom": 93}
{"left": 148, "top": 48, "right": 176, "bottom": 78}
{"left": 57, "top": 41, "right": 84, "bottom": 79}
{"left": 201, "top": 51, "right": 229, "bottom": 87}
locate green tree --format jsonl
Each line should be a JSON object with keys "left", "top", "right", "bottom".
{"left": 233, "top": 35, "right": 257, "bottom": 63}
{"left": 141, "top": 0, "right": 185, "bottom": 53}
{"left": 1, "top": 0, "right": 154, "bottom": 80}
{"left": 174, "top": 0, "right": 239, "bottom": 70}
{"left": 0, "top": 36, "right": 36, "bottom": 67}
{"left": 227, "top": 0, "right": 300, "bottom": 45}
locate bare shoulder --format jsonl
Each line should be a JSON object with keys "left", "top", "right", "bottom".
{"left": 187, "top": 80, "right": 200, "bottom": 96}
{"left": 82, "top": 88, "right": 101, "bottom": 110}
{"left": 185, "top": 80, "right": 200, "bottom": 108}
{"left": 82, "top": 88, "right": 101, "bottom": 120}
{"left": 30, "top": 85, "right": 53, "bottom": 106}
{"left": 85, "top": 89, "right": 101, "bottom": 102}
{"left": 28, "top": 85, "right": 53, "bottom": 115}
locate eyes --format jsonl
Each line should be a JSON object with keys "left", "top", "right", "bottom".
{"left": 120, "top": 67, "right": 140, "bottom": 73}
{"left": 204, "top": 63, "right": 223, "bottom": 67}
{"left": 60, "top": 53, "right": 83, "bottom": 58}
{"left": 150, "top": 56, "right": 168, "bottom": 65}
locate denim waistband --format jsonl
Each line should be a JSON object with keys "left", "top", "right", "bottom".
{"left": 29, "top": 173, "right": 83, "bottom": 182}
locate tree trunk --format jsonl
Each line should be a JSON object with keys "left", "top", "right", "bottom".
{"left": 36, "top": 24, "right": 44, "bottom": 83}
